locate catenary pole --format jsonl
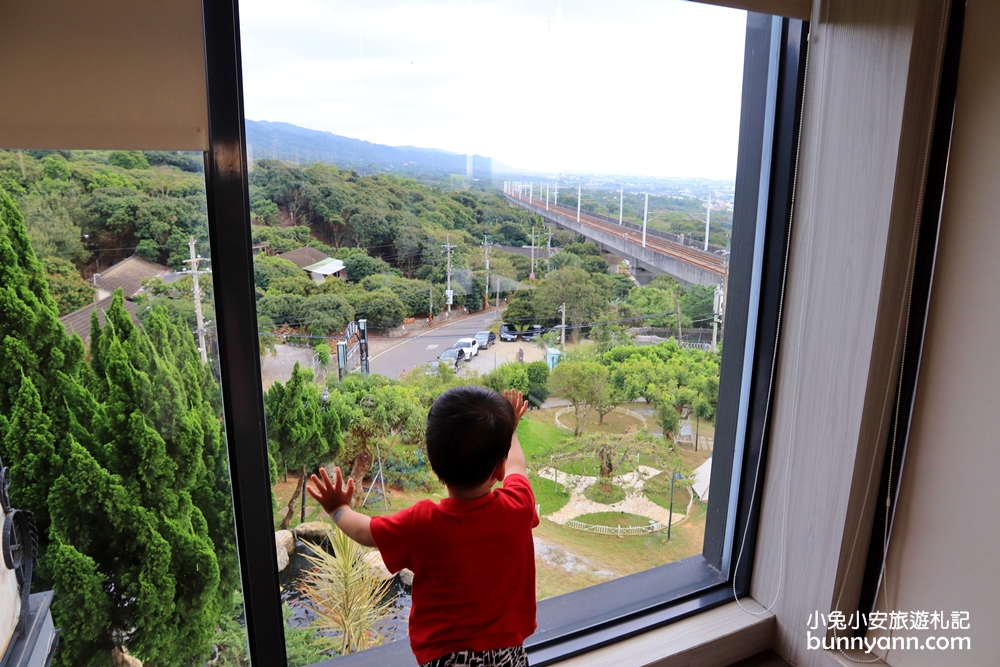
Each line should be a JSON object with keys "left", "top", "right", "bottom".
{"left": 576, "top": 183, "right": 581, "bottom": 223}
{"left": 619, "top": 184, "right": 624, "bottom": 225}
{"left": 642, "top": 192, "right": 648, "bottom": 248}
{"left": 704, "top": 197, "right": 711, "bottom": 252}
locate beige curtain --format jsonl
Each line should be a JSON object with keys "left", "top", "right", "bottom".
{"left": 0, "top": 0, "right": 208, "bottom": 151}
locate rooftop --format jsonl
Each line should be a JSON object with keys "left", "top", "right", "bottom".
{"left": 277, "top": 246, "right": 330, "bottom": 270}
{"left": 60, "top": 296, "right": 141, "bottom": 345}
{"left": 94, "top": 255, "right": 176, "bottom": 298}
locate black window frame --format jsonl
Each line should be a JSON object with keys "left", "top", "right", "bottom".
{"left": 200, "top": 5, "right": 808, "bottom": 666}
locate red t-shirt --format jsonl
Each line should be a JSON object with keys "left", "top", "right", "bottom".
{"left": 370, "top": 473, "right": 539, "bottom": 664}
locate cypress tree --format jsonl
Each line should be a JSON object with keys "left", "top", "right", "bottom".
{"left": 0, "top": 186, "right": 240, "bottom": 665}
{"left": 265, "top": 362, "right": 343, "bottom": 528}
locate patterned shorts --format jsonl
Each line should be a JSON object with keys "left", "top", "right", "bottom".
{"left": 420, "top": 645, "right": 528, "bottom": 667}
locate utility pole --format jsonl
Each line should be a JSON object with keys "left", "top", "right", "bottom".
{"left": 559, "top": 302, "right": 566, "bottom": 349}
{"left": 704, "top": 197, "right": 712, "bottom": 252}
{"left": 712, "top": 283, "right": 723, "bottom": 352}
{"left": 482, "top": 236, "right": 492, "bottom": 310}
{"left": 495, "top": 275, "right": 501, "bottom": 319}
{"left": 184, "top": 236, "right": 209, "bottom": 364}
{"left": 429, "top": 281, "right": 433, "bottom": 327}
{"left": 642, "top": 192, "right": 649, "bottom": 248}
{"left": 530, "top": 225, "right": 536, "bottom": 279}
{"left": 442, "top": 235, "right": 456, "bottom": 313}
{"left": 546, "top": 228, "right": 553, "bottom": 275}
{"left": 619, "top": 185, "right": 624, "bottom": 225}
{"left": 576, "top": 183, "right": 582, "bottom": 223}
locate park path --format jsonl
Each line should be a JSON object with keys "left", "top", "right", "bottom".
{"left": 537, "top": 466, "right": 686, "bottom": 527}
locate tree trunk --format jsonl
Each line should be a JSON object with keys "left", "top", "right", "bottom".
{"left": 349, "top": 449, "right": 374, "bottom": 507}
{"left": 598, "top": 446, "right": 614, "bottom": 478}
{"left": 279, "top": 466, "right": 306, "bottom": 530}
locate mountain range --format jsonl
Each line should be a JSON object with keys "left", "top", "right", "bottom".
{"left": 245, "top": 120, "right": 498, "bottom": 179}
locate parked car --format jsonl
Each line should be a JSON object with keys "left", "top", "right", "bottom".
{"left": 520, "top": 324, "right": 546, "bottom": 342}
{"left": 500, "top": 324, "right": 520, "bottom": 342}
{"left": 455, "top": 338, "right": 479, "bottom": 357}
{"left": 474, "top": 330, "right": 496, "bottom": 349}
{"left": 438, "top": 347, "right": 466, "bottom": 370}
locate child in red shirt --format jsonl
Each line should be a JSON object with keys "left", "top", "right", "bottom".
{"left": 308, "top": 387, "right": 537, "bottom": 667}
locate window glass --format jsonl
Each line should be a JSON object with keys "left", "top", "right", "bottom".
{"left": 239, "top": 0, "right": 747, "bottom": 662}
{"left": 0, "top": 149, "right": 251, "bottom": 665}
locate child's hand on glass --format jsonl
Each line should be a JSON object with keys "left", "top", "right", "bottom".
{"left": 503, "top": 389, "right": 529, "bottom": 428}
{"left": 307, "top": 467, "right": 353, "bottom": 514}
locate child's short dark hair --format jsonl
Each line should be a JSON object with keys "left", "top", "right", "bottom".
{"left": 426, "top": 385, "right": 516, "bottom": 489}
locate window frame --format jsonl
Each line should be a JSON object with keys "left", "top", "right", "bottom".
{"left": 199, "top": 5, "right": 808, "bottom": 666}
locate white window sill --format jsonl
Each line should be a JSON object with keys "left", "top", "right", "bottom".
{"left": 550, "top": 599, "right": 775, "bottom": 667}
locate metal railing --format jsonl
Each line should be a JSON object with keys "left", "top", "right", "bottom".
{"left": 563, "top": 519, "right": 667, "bottom": 537}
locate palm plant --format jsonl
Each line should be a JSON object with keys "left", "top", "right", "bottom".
{"left": 297, "top": 527, "right": 396, "bottom": 655}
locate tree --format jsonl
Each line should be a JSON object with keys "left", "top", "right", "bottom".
{"left": 548, "top": 361, "right": 609, "bottom": 435}
{"left": 43, "top": 257, "right": 94, "bottom": 315}
{"left": 533, "top": 267, "right": 612, "bottom": 336}
{"left": 524, "top": 360, "right": 550, "bottom": 408}
{"left": 481, "top": 363, "right": 530, "bottom": 396}
{"left": 108, "top": 150, "right": 150, "bottom": 170}
{"left": 348, "top": 288, "right": 407, "bottom": 329}
{"left": 334, "top": 375, "right": 425, "bottom": 506}
{"left": 342, "top": 253, "right": 387, "bottom": 283}
{"left": 540, "top": 431, "right": 687, "bottom": 493}
{"left": 254, "top": 254, "right": 304, "bottom": 291}
{"left": 593, "top": 382, "right": 625, "bottom": 425}
{"left": 304, "top": 294, "right": 354, "bottom": 334}
{"left": 264, "top": 363, "right": 343, "bottom": 529}
{"left": 2, "top": 186, "right": 246, "bottom": 665}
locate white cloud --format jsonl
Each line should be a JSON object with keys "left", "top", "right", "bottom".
{"left": 239, "top": 0, "right": 746, "bottom": 179}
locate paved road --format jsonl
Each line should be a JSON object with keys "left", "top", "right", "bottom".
{"left": 369, "top": 313, "right": 502, "bottom": 379}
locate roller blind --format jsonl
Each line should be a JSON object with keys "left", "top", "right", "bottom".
{"left": 0, "top": 0, "right": 208, "bottom": 151}
{"left": 692, "top": 0, "right": 811, "bottom": 20}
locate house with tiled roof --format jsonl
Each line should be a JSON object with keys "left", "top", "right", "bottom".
{"left": 92, "top": 255, "right": 180, "bottom": 301}
{"left": 59, "top": 296, "right": 141, "bottom": 346}
{"left": 277, "top": 247, "right": 347, "bottom": 283}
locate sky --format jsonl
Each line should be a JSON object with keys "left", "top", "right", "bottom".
{"left": 239, "top": 0, "right": 747, "bottom": 180}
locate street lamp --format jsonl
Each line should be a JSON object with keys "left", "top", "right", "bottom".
{"left": 667, "top": 471, "right": 684, "bottom": 540}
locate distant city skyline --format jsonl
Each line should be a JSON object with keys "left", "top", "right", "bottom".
{"left": 239, "top": 0, "right": 747, "bottom": 180}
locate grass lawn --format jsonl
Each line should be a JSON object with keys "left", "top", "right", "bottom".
{"left": 530, "top": 475, "right": 570, "bottom": 515}
{"left": 573, "top": 512, "right": 655, "bottom": 528}
{"left": 643, "top": 472, "right": 692, "bottom": 511}
{"left": 583, "top": 482, "right": 626, "bottom": 504}
{"left": 532, "top": 502, "right": 707, "bottom": 595}
{"left": 518, "top": 417, "right": 567, "bottom": 460}
{"left": 528, "top": 404, "right": 648, "bottom": 436}
{"left": 535, "top": 561, "right": 609, "bottom": 600}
